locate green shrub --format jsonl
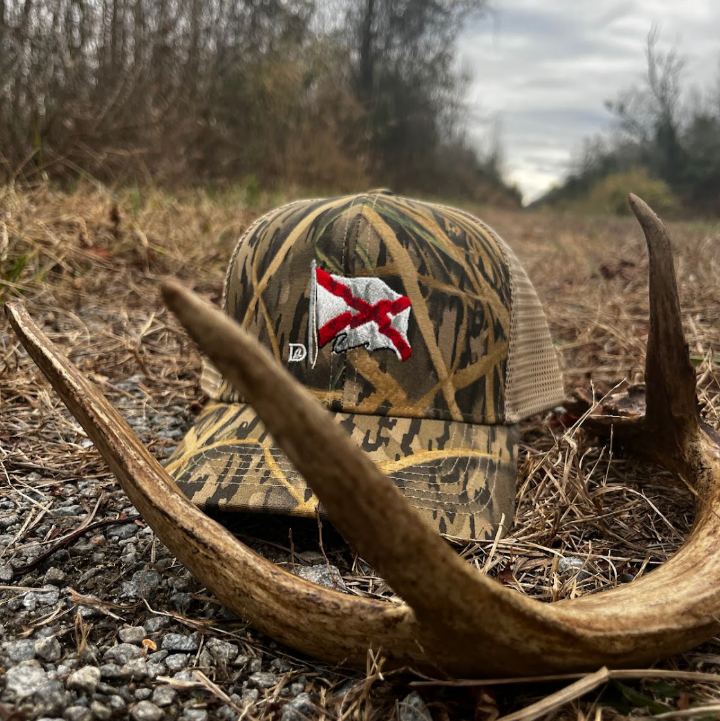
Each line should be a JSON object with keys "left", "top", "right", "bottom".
{"left": 581, "top": 168, "right": 678, "bottom": 216}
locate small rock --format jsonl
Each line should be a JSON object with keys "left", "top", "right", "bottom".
{"left": 134, "top": 688, "right": 152, "bottom": 700}
{"left": 24, "top": 586, "right": 60, "bottom": 608}
{"left": 44, "top": 567, "right": 67, "bottom": 586}
{"left": 79, "top": 644, "right": 100, "bottom": 664}
{"left": 35, "top": 636, "right": 62, "bottom": 662}
{"left": 104, "top": 643, "right": 144, "bottom": 665}
{"left": 144, "top": 616, "right": 169, "bottom": 633}
{"left": 6, "top": 659, "right": 48, "bottom": 698}
{"left": 107, "top": 524, "right": 137, "bottom": 540}
{"left": 64, "top": 707, "right": 92, "bottom": 721}
{"left": 130, "top": 701, "right": 163, "bottom": 721}
{"left": 248, "top": 657, "right": 262, "bottom": 673}
{"left": 0, "top": 563, "right": 13, "bottom": 582}
{"left": 31, "top": 677, "right": 68, "bottom": 716}
{"left": 109, "top": 695, "right": 126, "bottom": 711}
{"left": 67, "top": 665, "right": 101, "bottom": 694}
{"left": 233, "top": 653, "right": 249, "bottom": 667}
{"left": 173, "top": 669, "right": 195, "bottom": 682}
{"left": 295, "top": 563, "right": 347, "bottom": 590}
{"left": 151, "top": 687, "right": 177, "bottom": 708}
{"left": 161, "top": 633, "right": 199, "bottom": 652}
{"left": 206, "top": 637, "right": 238, "bottom": 663}
{"left": 119, "top": 626, "right": 146, "bottom": 644}
{"left": 289, "top": 683, "right": 304, "bottom": 697}
{"left": 281, "top": 692, "right": 313, "bottom": 721}
{"left": 54, "top": 505, "right": 83, "bottom": 517}
{"left": 270, "top": 657, "right": 293, "bottom": 673}
{"left": 197, "top": 648, "right": 213, "bottom": 667}
{"left": 121, "top": 569, "right": 162, "bottom": 599}
{"left": 558, "top": 556, "right": 585, "bottom": 574}
{"left": 164, "top": 653, "right": 189, "bottom": 672}
{"left": 89, "top": 701, "right": 112, "bottom": 721}
{"left": 99, "top": 663, "right": 123, "bottom": 679}
{"left": 398, "top": 692, "right": 432, "bottom": 721}
{"left": 183, "top": 710, "right": 208, "bottom": 721}
{"left": 0, "top": 513, "right": 19, "bottom": 528}
{"left": 169, "top": 591, "right": 192, "bottom": 612}
{"left": 4, "top": 638, "right": 36, "bottom": 663}
{"left": 216, "top": 707, "right": 238, "bottom": 721}
{"left": 77, "top": 599, "right": 104, "bottom": 618}
{"left": 241, "top": 688, "right": 259, "bottom": 706}
{"left": 119, "top": 658, "right": 148, "bottom": 679}
{"left": 146, "top": 661, "right": 167, "bottom": 679}
{"left": 249, "top": 671, "right": 278, "bottom": 689}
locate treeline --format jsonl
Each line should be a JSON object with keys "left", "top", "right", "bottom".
{"left": 535, "top": 31, "right": 720, "bottom": 216}
{"left": 0, "top": 0, "right": 519, "bottom": 204}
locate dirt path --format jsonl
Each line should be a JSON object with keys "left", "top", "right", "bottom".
{"left": 1, "top": 186, "right": 719, "bottom": 719}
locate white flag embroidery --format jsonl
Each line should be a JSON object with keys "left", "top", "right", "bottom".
{"left": 308, "top": 261, "right": 412, "bottom": 364}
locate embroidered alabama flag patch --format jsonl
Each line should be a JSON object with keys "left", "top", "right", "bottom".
{"left": 308, "top": 261, "right": 412, "bottom": 363}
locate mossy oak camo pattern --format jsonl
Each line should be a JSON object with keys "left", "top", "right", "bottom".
{"left": 166, "top": 402, "right": 517, "bottom": 539}
{"left": 167, "top": 192, "right": 562, "bottom": 540}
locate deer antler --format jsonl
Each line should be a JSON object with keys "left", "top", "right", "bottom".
{"left": 6, "top": 195, "right": 720, "bottom": 676}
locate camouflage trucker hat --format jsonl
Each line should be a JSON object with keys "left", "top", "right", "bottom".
{"left": 165, "top": 191, "right": 564, "bottom": 540}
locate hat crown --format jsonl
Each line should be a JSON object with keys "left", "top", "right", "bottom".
{"left": 212, "top": 192, "right": 562, "bottom": 426}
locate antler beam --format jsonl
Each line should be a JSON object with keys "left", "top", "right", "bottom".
{"left": 6, "top": 195, "right": 720, "bottom": 676}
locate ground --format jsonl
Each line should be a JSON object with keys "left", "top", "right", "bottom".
{"left": 0, "top": 184, "right": 719, "bottom": 720}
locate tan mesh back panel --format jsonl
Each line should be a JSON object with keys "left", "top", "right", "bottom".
{"left": 427, "top": 201, "right": 564, "bottom": 423}
{"left": 500, "top": 241, "right": 564, "bottom": 422}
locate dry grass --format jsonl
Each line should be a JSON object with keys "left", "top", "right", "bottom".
{"left": 1, "top": 183, "right": 719, "bottom": 719}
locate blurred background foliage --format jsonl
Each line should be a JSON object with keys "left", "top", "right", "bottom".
{"left": 0, "top": 0, "right": 521, "bottom": 206}
{"left": 533, "top": 29, "right": 720, "bottom": 216}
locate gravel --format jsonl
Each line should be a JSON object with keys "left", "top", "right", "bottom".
{"left": 120, "top": 658, "right": 149, "bottom": 679}
{"left": 295, "top": 563, "right": 347, "bottom": 591}
{"left": 119, "top": 626, "right": 146, "bottom": 644}
{"left": 130, "top": 700, "right": 164, "bottom": 721}
{"left": 165, "top": 653, "right": 190, "bottom": 672}
{"left": 182, "top": 710, "right": 208, "bottom": 721}
{"left": 43, "top": 567, "right": 66, "bottom": 586}
{"left": 35, "top": 636, "right": 62, "bottom": 662}
{"left": 281, "top": 692, "right": 314, "bottom": 721}
{"left": 89, "top": 701, "right": 112, "bottom": 720}
{"left": 6, "top": 661, "right": 49, "bottom": 698}
{"left": 66, "top": 666, "right": 101, "bottom": 693}
{"left": 151, "top": 686, "right": 177, "bottom": 707}
{"left": 63, "top": 706, "right": 92, "bottom": 721}
{"left": 0, "top": 362, "right": 363, "bottom": 720}
{"left": 205, "top": 637, "right": 238, "bottom": 663}
{"left": 398, "top": 692, "right": 432, "bottom": 721}
{"left": 161, "top": 633, "right": 199, "bottom": 652}
{"left": 104, "top": 643, "right": 145, "bottom": 665}
{"left": 4, "top": 638, "right": 36, "bottom": 662}
{"left": 248, "top": 671, "right": 279, "bottom": 689}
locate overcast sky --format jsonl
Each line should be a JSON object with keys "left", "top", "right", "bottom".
{"left": 458, "top": 0, "right": 720, "bottom": 203}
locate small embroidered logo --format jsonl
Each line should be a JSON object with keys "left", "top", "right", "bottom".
{"left": 307, "top": 261, "right": 412, "bottom": 365}
{"left": 288, "top": 343, "right": 307, "bottom": 362}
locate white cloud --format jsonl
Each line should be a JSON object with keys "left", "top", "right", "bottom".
{"left": 459, "top": 0, "right": 720, "bottom": 202}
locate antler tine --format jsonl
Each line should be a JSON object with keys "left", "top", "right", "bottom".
{"left": 8, "top": 197, "right": 720, "bottom": 677}
{"left": 161, "top": 277, "right": 720, "bottom": 671}
{"left": 628, "top": 194, "right": 699, "bottom": 435}
{"left": 2, "top": 301, "right": 428, "bottom": 669}
{"left": 160, "top": 281, "right": 569, "bottom": 661}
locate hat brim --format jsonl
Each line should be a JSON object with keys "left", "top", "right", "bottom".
{"left": 165, "top": 402, "right": 518, "bottom": 541}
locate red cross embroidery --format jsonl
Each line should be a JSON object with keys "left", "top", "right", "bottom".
{"left": 315, "top": 267, "right": 412, "bottom": 361}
